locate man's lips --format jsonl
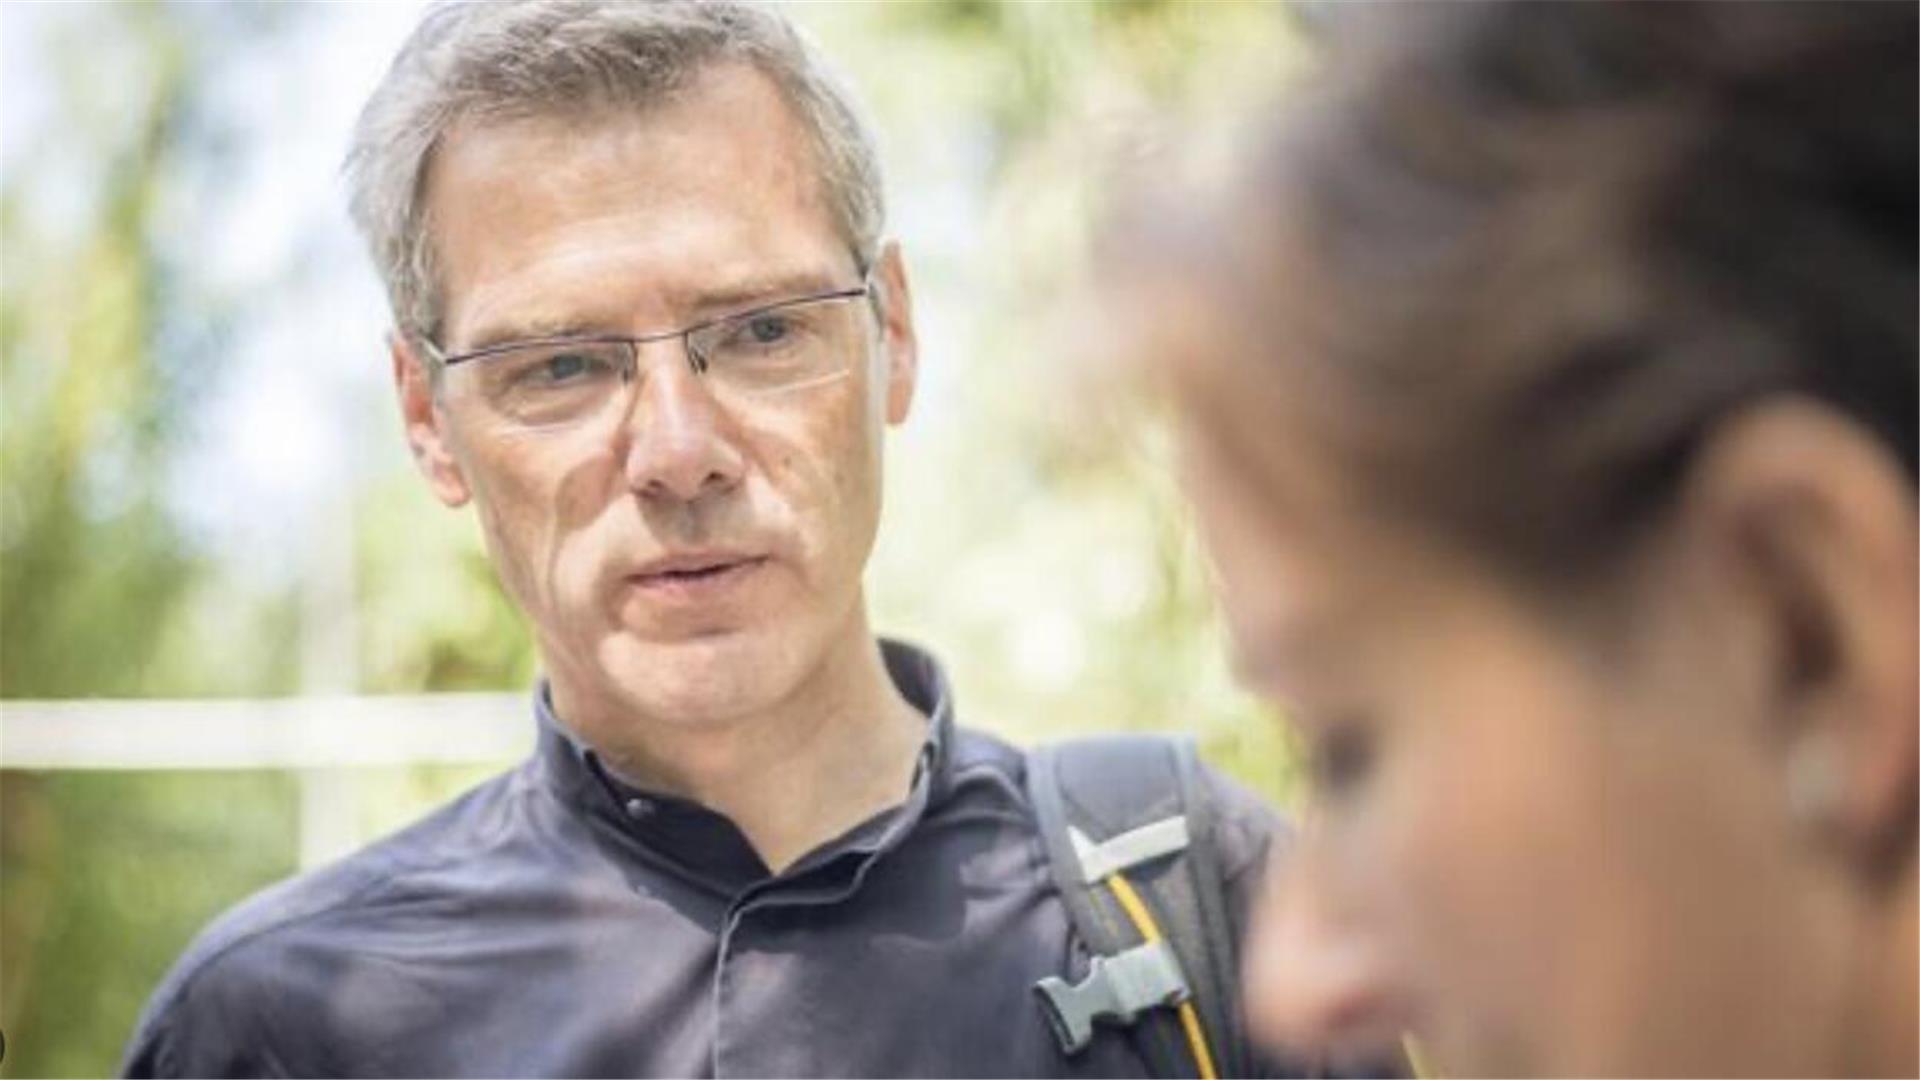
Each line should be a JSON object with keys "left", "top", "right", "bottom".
{"left": 624, "top": 553, "right": 769, "bottom": 600}
{"left": 632, "top": 550, "right": 763, "bottom": 577}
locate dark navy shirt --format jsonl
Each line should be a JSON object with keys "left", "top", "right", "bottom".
{"left": 122, "top": 641, "right": 1285, "bottom": 1078}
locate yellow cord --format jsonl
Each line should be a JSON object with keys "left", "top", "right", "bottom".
{"left": 1402, "top": 1033, "right": 1438, "bottom": 1079}
{"left": 1106, "top": 872, "right": 1220, "bottom": 1080}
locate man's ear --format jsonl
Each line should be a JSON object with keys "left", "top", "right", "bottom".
{"left": 391, "top": 333, "right": 473, "bottom": 508}
{"left": 871, "top": 240, "right": 919, "bottom": 426}
{"left": 1690, "top": 399, "right": 1917, "bottom": 877}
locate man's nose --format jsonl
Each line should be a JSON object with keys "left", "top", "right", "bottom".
{"left": 621, "top": 352, "right": 746, "bottom": 503}
{"left": 1243, "top": 846, "right": 1404, "bottom": 1060}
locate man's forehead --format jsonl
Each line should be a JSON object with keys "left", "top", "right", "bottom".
{"left": 421, "top": 64, "right": 854, "bottom": 346}
{"left": 427, "top": 62, "right": 825, "bottom": 204}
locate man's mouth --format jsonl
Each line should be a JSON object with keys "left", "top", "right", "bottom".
{"left": 649, "top": 562, "right": 736, "bottom": 583}
{"left": 626, "top": 553, "right": 769, "bottom": 600}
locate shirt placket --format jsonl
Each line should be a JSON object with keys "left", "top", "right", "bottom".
{"left": 710, "top": 855, "right": 871, "bottom": 1079}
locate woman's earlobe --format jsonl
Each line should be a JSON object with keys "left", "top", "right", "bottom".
{"left": 1783, "top": 732, "right": 1844, "bottom": 832}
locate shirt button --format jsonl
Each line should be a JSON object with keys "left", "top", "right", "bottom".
{"left": 624, "top": 797, "right": 654, "bottom": 820}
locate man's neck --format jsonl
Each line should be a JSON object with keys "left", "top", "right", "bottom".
{"left": 551, "top": 624, "right": 928, "bottom": 874}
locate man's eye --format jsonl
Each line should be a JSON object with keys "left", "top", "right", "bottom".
{"left": 742, "top": 314, "right": 792, "bottom": 345}
{"left": 714, "top": 312, "right": 801, "bottom": 354}
{"left": 528, "top": 349, "right": 609, "bottom": 385}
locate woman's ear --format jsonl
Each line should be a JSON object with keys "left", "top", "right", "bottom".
{"left": 1686, "top": 399, "right": 1917, "bottom": 877}
{"left": 391, "top": 333, "right": 473, "bottom": 508}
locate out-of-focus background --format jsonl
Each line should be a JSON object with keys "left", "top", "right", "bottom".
{"left": 0, "top": 3, "right": 1306, "bottom": 1074}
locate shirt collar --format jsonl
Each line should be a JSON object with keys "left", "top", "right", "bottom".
{"left": 532, "top": 637, "right": 956, "bottom": 891}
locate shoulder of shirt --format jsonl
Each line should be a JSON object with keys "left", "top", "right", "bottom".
{"left": 126, "top": 763, "right": 543, "bottom": 1052}
{"left": 942, "top": 721, "right": 1028, "bottom": 782}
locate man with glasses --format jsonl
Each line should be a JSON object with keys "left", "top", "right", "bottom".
{"left": 121, "top": 3, "right": 1290, "bottom": 1076}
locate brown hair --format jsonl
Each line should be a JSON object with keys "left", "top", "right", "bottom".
{"left": 1183, "top": 1, "right": 1915, "bottom": 583}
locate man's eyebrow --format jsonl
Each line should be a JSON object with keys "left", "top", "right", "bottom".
{"left": 452, "top": 266, "right": 859, "bottom": 353}
{"left": 456, "top": 315, "right": 611, "bottom": 355}
{"left": 682, "top": 268, "right": 855, "bottom": 319}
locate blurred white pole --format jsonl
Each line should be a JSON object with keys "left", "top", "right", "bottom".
{"left": 298, "top": 483, "right": 361, "bottom": 870}
{"left": 0, "top": 694, "right": 528, "bottom": 769}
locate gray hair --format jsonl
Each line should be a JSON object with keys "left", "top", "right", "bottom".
{"left": 345, "top": 0, "right": 887, "bottom": 344}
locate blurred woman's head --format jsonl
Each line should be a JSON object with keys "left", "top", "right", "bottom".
{"left": 1115, "top": 3, "right": 1917, "bottom": 1074}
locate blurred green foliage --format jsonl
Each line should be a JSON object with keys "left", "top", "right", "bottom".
{"left": 1, "top": 773, "right": 296, "bottom": 1079}
{"left": 4, "top": 4, "right": 216, "bottom": 701}
{"left": 1, "top": 5, "right": 317, "bottom": 1074}
{"left": 1, "top": 2, "right": 1305, "bottom": 1075}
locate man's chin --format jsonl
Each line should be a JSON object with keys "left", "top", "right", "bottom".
{"left": 589, "top": 626, "right": 798, "bottom": 726}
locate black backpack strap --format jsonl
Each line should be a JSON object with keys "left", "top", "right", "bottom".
{"left": 1172, "top": 736, "right": 1249, "bottom": 1078}
{"left": 1027, "top": 734, "right": 1243, "bottom": 1079}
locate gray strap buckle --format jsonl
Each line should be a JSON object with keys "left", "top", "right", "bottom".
{"left": 1034, "top": 939, "right": 1192, "bottom": 1055}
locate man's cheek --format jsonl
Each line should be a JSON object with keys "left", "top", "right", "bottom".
{"left": 759, "top": 425, "right": 851, "bottom": 540}
{"left": 467, "top": 466, "right": 575, "bottom": 626}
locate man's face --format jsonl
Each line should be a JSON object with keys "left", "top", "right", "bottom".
{"left": 395, "top": 63, "right": 917, "bottom": 732}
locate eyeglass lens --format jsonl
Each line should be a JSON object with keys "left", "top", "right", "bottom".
{"left": 448, "top": 292, "right": 866, "bottom": 430}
